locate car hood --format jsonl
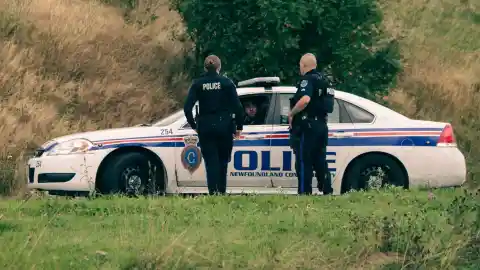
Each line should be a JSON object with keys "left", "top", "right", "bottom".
{"left": 42, "top": 126, "right": 169, "bottom": 148}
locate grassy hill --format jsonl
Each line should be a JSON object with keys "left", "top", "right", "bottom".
{"left": 0, "top": 0, "right": 190, "bottom": 192}
{"left": 380, "top": 0, "right": 480, "bottom": 187}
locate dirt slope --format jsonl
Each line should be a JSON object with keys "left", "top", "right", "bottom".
{"left": 0, "top": 0, "right": 189, "bottom": 152}
{"left": 380, "top": 0, "right": 479, "bottom": 185}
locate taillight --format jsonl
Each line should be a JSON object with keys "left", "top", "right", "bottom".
{"left": 437, "top": 124, "right": 456, "bottom": 147}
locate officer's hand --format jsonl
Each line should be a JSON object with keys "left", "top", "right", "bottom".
{"left": 288, "top": 113, "right": 293, "bottom": 129}
{"left": 234, "top": 130, "right": 241, "bottom": 139}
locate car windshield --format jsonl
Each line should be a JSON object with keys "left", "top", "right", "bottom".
{"left": 152, "top": 110, "right": 184, "bottom": 126}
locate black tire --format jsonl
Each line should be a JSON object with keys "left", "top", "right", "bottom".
{"left": 98, "top": 152, "right": 162, "bottom": 196}
{"left": 341, "top": 153, "right": 407, "bottom": 193}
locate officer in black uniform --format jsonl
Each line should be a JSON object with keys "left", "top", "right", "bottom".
{"left": 288, "top": 53, "right": 334, "bottom": 195}
{"left": 183, "top": 55, "right": 244, "bottom": 195}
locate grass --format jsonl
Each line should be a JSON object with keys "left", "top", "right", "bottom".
{"left": 0, "top": 187, "right": 478, "bottom": 269}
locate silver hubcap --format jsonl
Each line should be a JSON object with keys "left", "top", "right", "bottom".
{"left": 362, "top": 166, "right": 388, "bottom": 189}
{"left": 123, "top": 167, "right": 144, "bottom": 195}
{"left": 121, "top": 162, "right": 162, "bottom": 196}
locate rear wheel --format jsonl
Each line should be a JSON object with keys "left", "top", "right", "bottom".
{"left": 341, "top": 153, "right": 408, "bottom": 193}
{"left": 97, "top": 152, "right": 164, "bottom": 196}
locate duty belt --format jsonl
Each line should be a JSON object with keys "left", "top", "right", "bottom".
{"left": 306, "top": 115, "right": 327, "bottom": 122}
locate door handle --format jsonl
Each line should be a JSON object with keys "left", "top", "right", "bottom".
{"left": 332, "top": 132, "right": 354, "bottom": 138}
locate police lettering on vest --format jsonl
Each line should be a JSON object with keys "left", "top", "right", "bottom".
{"left": 321, "top": 87, "right": 335, "bottom": 114}
{"left": 202, "top": 82, "right": 221, "bottom": 91}
{"left": 314, "top": 74, "right": 334, "bottom": 114}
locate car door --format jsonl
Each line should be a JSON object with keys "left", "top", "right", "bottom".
{"left": 269, "top": 92, "right": 354, "bottom": 190}
{"left": 228, "top": 93, "right": 276, "bottom": 187}
{"left": 172, "top": 102, "right": 203, "bottom": 187}
{"left": 175, "top": 93, "right": 276, "bottom": 188}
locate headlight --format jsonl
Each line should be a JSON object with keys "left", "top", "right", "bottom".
{"left": 46, "top": 139, "right": 93, "bottom": 156}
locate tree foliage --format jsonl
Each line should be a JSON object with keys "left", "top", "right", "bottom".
{"left": 170, "top": 0, "right": 401, "bottom": 98}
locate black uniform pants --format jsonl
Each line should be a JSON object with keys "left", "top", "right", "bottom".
{"left": 197, "top": 115, "right": 234, "bottom": 195}
{"left": 293, "top": 119, "right": 333, "bottom": 195}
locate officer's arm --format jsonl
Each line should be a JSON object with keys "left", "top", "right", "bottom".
{"left": 229, "top": 81, "right": 244, "bottom": 130}
{"left": 183, "top": 81, "right": 198, "bottom": 130}
{"left": 290, "top": 78, "right": 313, "bottom": 117}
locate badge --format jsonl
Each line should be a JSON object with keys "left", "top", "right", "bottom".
{"left": 300, "top": 80, "right": 308, "bottom": 87}
{"left": 181, "top": 135, "right": 202, "bottom": 174}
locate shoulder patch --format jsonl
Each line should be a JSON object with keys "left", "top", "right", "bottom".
{"left": 300, "top": 80, "right": 308, "bottom": 88}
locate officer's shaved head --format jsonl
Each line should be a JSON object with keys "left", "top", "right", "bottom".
{"left": 299, "top": 53, "right": 317, "bottom": 75}
{"left": 204, "top": 55, "right": 221, "bottom": 73}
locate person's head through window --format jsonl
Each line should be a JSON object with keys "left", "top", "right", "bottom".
{"left": 244, "top": 101, "right": 257, "bottom": 119}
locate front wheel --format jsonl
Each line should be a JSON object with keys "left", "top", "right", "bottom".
{"left": 98, "top": 152, "right": 164, "bottom": 196}
{"left": 341, "top": 153, "right": 408, "bottom": 193}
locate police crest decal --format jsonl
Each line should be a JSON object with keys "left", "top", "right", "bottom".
{"left": 181, "top": 135, "right": 202, "bottom": 174}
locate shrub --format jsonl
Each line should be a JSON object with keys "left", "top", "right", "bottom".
{"left": 171, "top": 0, "right": 401, "bottom": 98}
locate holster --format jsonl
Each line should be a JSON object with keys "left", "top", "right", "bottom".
{"left": 289, "top": 117, "right": 302, "bottom": 152}
{"left": 289, "top": 129, "right": 300, "bottom": 152}
{"left": 289, "top": 114, "right": 314, "bottom": 152}
{"left": 231, "top": 115, "right": 236, "bottom": 134}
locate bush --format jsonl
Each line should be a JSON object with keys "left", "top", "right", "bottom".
{"left": 171, "top": 0, "right": 401, "bottom": 98}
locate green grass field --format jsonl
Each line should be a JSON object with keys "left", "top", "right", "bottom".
{"left": 0, "top": 188, "right": 478, "bottom": 269}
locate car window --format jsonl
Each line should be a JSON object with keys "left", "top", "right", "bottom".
{"left": 181, "top": 121, "right": 192, "bottom": 129}
{"left": 276, "top": 94, "right": 348, "bottom": 124}
{"left": 181, "top": 94, "right": 273, "bottom": 129}
{"left": 240, "top": 94, "right": 272, "bottom": 125}
{"left": 342, "top": 101, "right": 375, "bottom": 123}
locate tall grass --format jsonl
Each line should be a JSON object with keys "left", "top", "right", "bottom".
{"left": 0, "top": 188, "right": 478, "bottom": 269}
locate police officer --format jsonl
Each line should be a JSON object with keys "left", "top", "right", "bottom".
{"left": 288, "top": 53, "right": 334, "bottom": 195}
{"left": 183, "top": 55, "right": 244, "bottom": 195}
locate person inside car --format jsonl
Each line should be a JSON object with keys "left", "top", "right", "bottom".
{"left": 243, "top": 101, "right": 264, "bottom": 125}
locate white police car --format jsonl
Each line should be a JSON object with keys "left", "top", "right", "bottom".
{"left": 26, "top": 77, "right": 467, "bottom": 196}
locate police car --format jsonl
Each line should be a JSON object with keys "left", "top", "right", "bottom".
{"left": 26, "top": 77, "right": 467, "bottom": 196}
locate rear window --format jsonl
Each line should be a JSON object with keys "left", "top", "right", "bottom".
{"left": 342, "top": 101, "right": 375, "bottom": 123}
{"left": 153, "top": 110, "right": 184, "bottom": 126}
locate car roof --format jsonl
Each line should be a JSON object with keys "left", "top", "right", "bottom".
{"left": 237, "top": 86, "right": 409, "bottom": 122}
{"left": 153, "top": 84, "right": 409, "bottom": 127}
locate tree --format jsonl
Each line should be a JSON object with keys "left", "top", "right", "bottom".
{"left": 170, "top": 0, "right": 401, "bottom": 98}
